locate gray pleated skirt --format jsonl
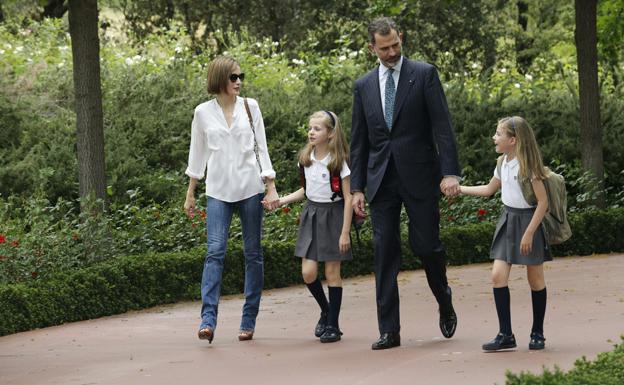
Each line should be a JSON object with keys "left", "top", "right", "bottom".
{"left": 490, "top": 205, "right": 552, "bottom": 265}
{"left": 294, "top": 200, "right": 353, "bottom": 262}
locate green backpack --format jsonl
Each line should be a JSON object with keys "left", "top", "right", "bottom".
{"left": 497, "top": 156, "right": 572, "bottom": 245}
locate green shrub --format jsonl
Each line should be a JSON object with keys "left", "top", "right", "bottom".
{"left": 1, "top": 19, "right": 623, "bottom": 207}
{"left": 0, "top": 193, "right": 206, "bottom": 284}
{"left": 505, "top": 338, "right": 624, "bottom": 385}
{"left": 1, "top": 208, "right": 622, "bottom": 336}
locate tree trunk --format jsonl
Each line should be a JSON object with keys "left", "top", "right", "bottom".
{"left": 68, "top": 0, "right": 107, "bottom": 209}
{"left": 516, "top": 1, "right": 534, "bottom": 73}
{"left": 165, "top": 0, "right": 175, "bottom": 20}
{"left": 43, "top": 0, "right": 68, "bottom": 18}
{"left": 575, "top": 0, "right": 605, "bottom": 207}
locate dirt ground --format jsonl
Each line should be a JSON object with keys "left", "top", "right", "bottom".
{"left": 1, "top": 253, "right": 622, "bottom": 385}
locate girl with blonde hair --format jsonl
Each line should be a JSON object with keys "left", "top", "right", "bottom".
{"left": 265, "top": 110, "right": 352, "bottom": 343}
{"left": 460, "top": 116, "right": 551, "bottom": 351}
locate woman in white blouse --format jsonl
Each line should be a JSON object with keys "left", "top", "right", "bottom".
{"left": 184, "top": 56, "right": 278, "bottom": 343}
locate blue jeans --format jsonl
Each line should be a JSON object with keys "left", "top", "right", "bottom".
{"left": 200, "top": 193, "right": 264, "bottom": 332}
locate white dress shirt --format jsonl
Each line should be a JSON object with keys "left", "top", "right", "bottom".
{"left": 378, "top": 56, "right": 403, "bottom": 117}
{"left": 494, "top": 155, "right": 532, "bottom": 208}
{"left": 303, "top": 151, "right": 351, "bottom": 203}
{"left": 185, "top": 96, "right": 276, "bottom": 202}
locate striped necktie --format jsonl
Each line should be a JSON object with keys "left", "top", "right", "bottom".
{"left": 384, "top": 68, "right": 395, "bottom": 130}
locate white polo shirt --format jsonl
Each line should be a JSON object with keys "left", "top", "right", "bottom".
{"left": 494, "top": 155, "right": 532, "bottom": 209}
{"left": 303, "top": 151, "right": 350, "bottom": 203}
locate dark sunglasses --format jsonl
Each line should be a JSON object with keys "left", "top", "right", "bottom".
{"left": 229, "top": 73, "right": 245, "bottom": 82}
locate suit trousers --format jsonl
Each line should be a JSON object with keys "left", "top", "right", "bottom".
{"left": 370, "top": 158, "right": 450, "bottom": 334}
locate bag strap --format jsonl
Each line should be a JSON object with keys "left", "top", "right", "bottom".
{"left": 243, "top": 97, "right": 262, "bottom": 173}
{"left": 496, "top": 155, "right": 504, "bottom": 179}
{"left": 299, "top": 164, "right": 306, "bottom": 190}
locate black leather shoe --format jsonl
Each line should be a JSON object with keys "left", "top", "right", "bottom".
{"left": 529, "top": 332, "right": 546, "bottom": 350}
{"left": 439, "top": 287, "right": 457, "bottom": 339}
{"left": 371, "top": 332, "right": 401, "bottom": 350}
{"left": 319, "top": 326, "right": 343, "bottom": 343}
{"left": 482, "top": 333, "right": 517, "bottom": 351}
{"left": 314, "top": 312, "right": 328, "bottom": 338}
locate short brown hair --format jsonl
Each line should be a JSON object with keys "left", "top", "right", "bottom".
{"left": 368, "top": 17, "right": 399, "bottom": 44}
{"left": 206, "top": 56, "right": 239, "bottom": 94}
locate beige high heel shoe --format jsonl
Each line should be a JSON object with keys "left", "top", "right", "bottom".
{"left": 238, "top": 330, "right": 254, "bottom": 341}
{"left": 198, "top": 328, "right": 214, "bottom": 343}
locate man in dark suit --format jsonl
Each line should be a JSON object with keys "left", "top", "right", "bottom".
{"left": 350, "top": 17, "right": 460, "bottom": 350}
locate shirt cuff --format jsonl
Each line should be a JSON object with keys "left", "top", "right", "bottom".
{"left": 261, "top": 169, "right": 276, "bottom": 180}
{"left": 444, "top": 175, "right": 462, "bottom": 182}
{"left": 185, "top": 168, "right": 205, "bottom": 180}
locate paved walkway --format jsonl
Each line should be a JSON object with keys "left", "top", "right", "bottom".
{"left": 1, "top": 254, "right": 623, "bottom": 385}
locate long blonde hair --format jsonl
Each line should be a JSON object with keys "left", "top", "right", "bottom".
{"left": 499, "top": 116, "right": 547, "bottom": 180}
{"left": 298, "top": 111, "right": 349, "bottom": 175}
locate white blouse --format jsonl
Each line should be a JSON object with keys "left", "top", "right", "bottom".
{"left": 303, "top": 151, "right": 351, "bottom": 203}
{"left": 493, "top": 155, "right": 532, "bottom": 209}
{"left": 185, "top": 96, "right": 276, "bottom": 202}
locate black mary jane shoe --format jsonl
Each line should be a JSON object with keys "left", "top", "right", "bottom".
{"left": 529, "top": 332, "right": 546, "bottom": 350}
{"left": 319, "top": 326, "right": 343, "bottom": 343}
{"left": 314, "top": 312, "right": 328, "bottom": 338}
{"left": 482, "top": 333, "right": 517, "bottom": 351}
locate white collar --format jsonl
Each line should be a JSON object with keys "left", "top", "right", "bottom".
{"left": 503, "top": 155, "right": 519, "bottom": 169}
{"left": 211, "top": 96, "right": 242, "bottom": 114}
{"left": 311, "top": 150, "right": 331, "bottom": 164}
{"left": 379, "top": 56, "right": 403, "bottom": 78}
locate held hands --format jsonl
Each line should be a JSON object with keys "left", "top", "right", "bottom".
{"left": 261, "top": 198, "right": 282, "bottom": 211}
{"left": 351, "top": 192, "right": 367, "bottom": 219}
{"left": 261, "top": 195, "right": 282, "bottom": 211}
{"left": 262, "top": 184, "right": 280, "bottom": 211}
{"left": 440, "top": 176, "right": 460, "bottom": 197}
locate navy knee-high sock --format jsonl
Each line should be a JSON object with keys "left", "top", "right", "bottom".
{"left": 531, "top": 287, "right": 547, "bottom": 334}
{"left": 328, "top": 286, "right": 343, "bottom": 329}
{"left": 493, "top": 287, "right": 512, "bottom": 335}
{"left": 306, "top": 278, "right": 329, "bottom": 314}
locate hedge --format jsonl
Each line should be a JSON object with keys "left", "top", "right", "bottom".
{"left": 1, "top": 208, "right": 623, "bottom": 336}
{"left": 505, "top": 338, "right": 624, "bottom": 385}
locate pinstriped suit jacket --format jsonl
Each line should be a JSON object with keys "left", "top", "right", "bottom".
{"left": 350, "top": 58, "right": 460, "bottom": 202}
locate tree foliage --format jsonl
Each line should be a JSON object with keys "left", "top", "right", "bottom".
{"left": 598, "top": 0, "right": 624, "bottom": 87}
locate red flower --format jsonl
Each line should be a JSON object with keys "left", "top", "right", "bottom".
{"left": 200, "top": 211, "right": 207, "bottom": 219}
{"left": 447, "top": 215, "right": 455, "bottom": 222}
{"left": 10, "top": 240, "right": 19, "bottom": 248}
{"left": 31, "top": 271, "right": 39, "bottom": 279}
{"left": 0, "top": 234, "right": 5, "bottom": 244}
{"left": 281, "top": 207, "right": 291, "bottom": 214}
{"left": 72, "top": 233, "right": 79, "bottom": 241}
{"left": 192, "top": 223, "right": 198, "bottom": 228}
{"left": 477, "top": 208, "right": 487, "bottom": 217}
